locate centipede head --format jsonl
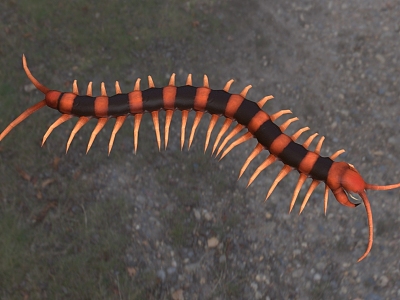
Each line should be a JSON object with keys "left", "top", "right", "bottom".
{"left": 327, "top": 161, "right": 400, "bottom": 262}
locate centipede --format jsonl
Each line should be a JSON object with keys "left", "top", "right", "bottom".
{"left": 1, "top": 55, "right": 400, "bottom": 262}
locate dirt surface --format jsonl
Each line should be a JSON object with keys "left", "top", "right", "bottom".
{"left": 1, "top": 0, "right": 400, "bottom": 299}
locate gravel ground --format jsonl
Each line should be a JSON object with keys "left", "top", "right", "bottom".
{"left": 1, "top": 0, "right": 400, "bottom": 299}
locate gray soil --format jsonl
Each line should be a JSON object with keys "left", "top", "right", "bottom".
{"left": 1, "top": 0, "right": 400, "bottom": 299}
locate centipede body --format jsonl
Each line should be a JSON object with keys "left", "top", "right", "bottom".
{"left": 1, "top": 55, "right": 400, "bottom": 262}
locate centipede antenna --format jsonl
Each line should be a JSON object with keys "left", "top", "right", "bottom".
{"left": 323, "top": 185, "right": 329, "bottom": 215}
{"left": 366, "top": 182, "right": 400, "bottom": 191}
{"left": 357, "top": 191, "right": 373, "bottom": 262}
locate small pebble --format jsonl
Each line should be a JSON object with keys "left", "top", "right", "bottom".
{"left": 203, "top": 210, "right": 213, "bottom": 221}
{"left": 377, "top": 275, "right": 389, "bottom": 287}
{"left": 292, "top": 269, "right": 303, "bottom": 278}
{"left": 193, "top": 209, "right": 201, "bottom": 221}
{"left": 171, "top": 289, "right": 184, "bottom": 300}
{"left": 314, "top": 273, "right": 321, "bottom": 281}
{"left": 207, "top": 237, "right": 219, "bottom": 248}
{"left": 24, "top": 83, "right": 36, "bottom": 92}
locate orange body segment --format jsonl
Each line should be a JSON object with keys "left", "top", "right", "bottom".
{"left": 94, "top": 96, "right": 109, "bottom": 118}
{"left": 194, "top": 87, "right": 210, "bottom": 111}
{"left": 269, "top": 134, "right": 292, "bottom": 156}
{"left": 162, "top": 86, "right": 177, "bottom": 109}
{"left": 298, "top": 152, "right": 320, "bottom": 174}
{"left": 247, "top": 111, "right": 270, "bottom": 133}
{"left": 224, "top": 94, "right": 244, "bottom": 118}
{"left": 58, "top": 93, "right": 76, "bottom": 114}
{"left": 128, "top": 91, "right": 143, "bottom": 114}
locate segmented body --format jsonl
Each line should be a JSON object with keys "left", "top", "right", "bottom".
{"left": 1, "top": 55, "right": 400, "bottom": 262}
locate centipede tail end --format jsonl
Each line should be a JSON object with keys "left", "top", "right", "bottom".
{"left": 0, "top": 56, "right": 56, "bottom": 142}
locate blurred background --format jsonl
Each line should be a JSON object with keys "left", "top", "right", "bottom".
{"left": 0, "top": 0, "right": 400, "bottom": 299}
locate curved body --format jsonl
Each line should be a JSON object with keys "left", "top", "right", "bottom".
{"left": 1, "top": 55, "right": 400, "bottom": 262}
